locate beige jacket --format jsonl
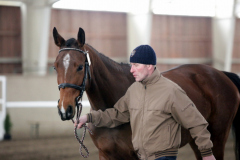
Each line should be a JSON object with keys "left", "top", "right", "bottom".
{"left": 87, "top": 69, "right": 213, "bottom": 160}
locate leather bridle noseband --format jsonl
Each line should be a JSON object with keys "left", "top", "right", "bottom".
{"left": 57, "top": 47, "right": 92, "bottom": 158}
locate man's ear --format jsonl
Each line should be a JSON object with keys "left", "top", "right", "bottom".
{"left": 147, "top": 64, "right": 153, "bottom": 69}
{"left": 147, "top": 65, "right": 155, "bottom": 72}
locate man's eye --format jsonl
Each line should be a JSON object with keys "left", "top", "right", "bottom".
{"left": 77, "top": 65, "right": 83, "bottom": 71}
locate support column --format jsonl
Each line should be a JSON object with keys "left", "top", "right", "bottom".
{"left": 127, "top": 0, "right": 152, "bottom": 58}
{"left": 0, "top": 76, "right": 6, "bottom": 141}
{"left": 212, "top": 0, "right": 236, "bottom": 71}
{"left": 21, "top": 0, "right": 58, "bottom": 75}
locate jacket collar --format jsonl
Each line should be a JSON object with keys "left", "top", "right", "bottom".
{"left": 141, "top": 68, "right": 161, "bottom": 86}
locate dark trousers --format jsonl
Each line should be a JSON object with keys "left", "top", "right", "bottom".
{"left": 155, "top": 156, "right": 177, "bottom": 160}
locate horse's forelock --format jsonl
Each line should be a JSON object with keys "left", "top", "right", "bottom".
{"left": 65, "top": 38, "right": 78, "bottom": 47}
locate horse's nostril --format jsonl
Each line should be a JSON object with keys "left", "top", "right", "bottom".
{"left": 57, "top": 106, "right": 61, "bottom": 115}
{"left": 66, "top": 105, "right": 73, "bottom": 119}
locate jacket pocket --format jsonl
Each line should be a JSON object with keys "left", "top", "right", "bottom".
{"left": 146, "top": 124, "right": 171, "bottom": 153}
{"left": 159, "top": 125, "right": 171, "bottom": 149}
{"left": 164, "top": 125, "right": 171, "bottom": 146}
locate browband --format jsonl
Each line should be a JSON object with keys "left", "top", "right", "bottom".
{"left": 59, "top": 48, "right": 86, "bottom": 54}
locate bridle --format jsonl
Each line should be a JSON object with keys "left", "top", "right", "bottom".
{"left": 58, "top": 47, "right": 92, "bottom": 158}
{"left": 58, "top": 47, "right": 91, "bottom": 100}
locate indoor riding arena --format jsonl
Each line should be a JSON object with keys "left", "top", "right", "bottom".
{"left": 0, "top": 0, "right": 239, "bottom": 160}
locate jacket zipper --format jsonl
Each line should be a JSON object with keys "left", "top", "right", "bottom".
{"left": 141, "top": 85, "right": 147, "bottom": 157}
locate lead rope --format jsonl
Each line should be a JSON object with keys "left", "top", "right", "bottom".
{"left": 71, "top": 101, "right": 93, "bottom": 158}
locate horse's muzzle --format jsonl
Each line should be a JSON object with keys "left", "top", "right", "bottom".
{"left": 58, "top": 105, "right": 74, "bottom": 121}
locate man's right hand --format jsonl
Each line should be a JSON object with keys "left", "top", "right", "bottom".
{"left": 74, "top": 114, "right": 88, "bottom": 129}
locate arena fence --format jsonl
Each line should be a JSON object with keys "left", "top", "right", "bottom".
{"left": 0, "top": 76, "right": 6, "bottom": 140}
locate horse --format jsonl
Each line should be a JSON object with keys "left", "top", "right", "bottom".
{"left": 53, "top": 27, "right": 240, "bottom": 160}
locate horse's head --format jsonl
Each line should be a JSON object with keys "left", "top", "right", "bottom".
{"left": 53, "top": 27, "right": 91, "bottom": 121}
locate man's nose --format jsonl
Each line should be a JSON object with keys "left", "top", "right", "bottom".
{"left": 130, "top": 66, "right": 134, "bottom": 73}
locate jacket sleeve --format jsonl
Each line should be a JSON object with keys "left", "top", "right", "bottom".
{"left": 170, "top": 87, "right": 213, "bottom": 157}
{"left": 86, "top": 90, "right": 130, "bottom": 128}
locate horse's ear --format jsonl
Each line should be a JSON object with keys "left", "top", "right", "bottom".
{"left": 77, "top": 27, "right": 85, "bottom": 47}
{"left": 53, "top": 27, "right": 65, "bottom": 47}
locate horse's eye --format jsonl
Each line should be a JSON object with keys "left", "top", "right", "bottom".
{"left": 77, "top": 65, "right": 83, "bottom": 71}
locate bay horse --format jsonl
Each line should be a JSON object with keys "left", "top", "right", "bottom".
{"left": 53, "top": 27, "right": 240, "bottom": 160}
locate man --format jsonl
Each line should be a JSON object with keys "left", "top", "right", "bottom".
{"left": 75, "top": 45, "right": 216, "bottom": 160}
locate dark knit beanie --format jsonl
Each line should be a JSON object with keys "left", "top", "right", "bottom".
{"left": 130, "top": 45, "right": 156, "bottom": 65}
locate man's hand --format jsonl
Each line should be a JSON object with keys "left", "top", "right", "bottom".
{"left": 203, "top": 155, "right": 216, "bottom": 160}
{"left": 74, "top": 115, "right": 88, "bottom": 129}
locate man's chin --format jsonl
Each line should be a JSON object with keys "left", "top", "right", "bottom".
{"left": 135, "top": 78, "right": 140, "bottom": 82}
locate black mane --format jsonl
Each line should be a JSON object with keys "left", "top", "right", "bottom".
{"left": 86, "top": 44, "right": 130, "bottom": 73}
{"left": 62, "top": 39, "right": 131, "bottom": 73}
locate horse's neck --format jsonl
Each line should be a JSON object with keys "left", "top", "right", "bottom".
{"left": 85, "top": 45, "right": 134, "bottom": 111}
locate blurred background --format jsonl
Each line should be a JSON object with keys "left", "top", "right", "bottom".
{"left": 0, "top": 0, "right": 238, "bottom": 159}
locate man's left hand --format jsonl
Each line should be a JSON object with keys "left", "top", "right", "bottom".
{"left": 203, "top": 155, "right": 216, "bottom": 160}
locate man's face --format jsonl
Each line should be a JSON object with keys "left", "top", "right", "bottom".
{"left": 130, "top": 63, "right": 149, "bottom": 82}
